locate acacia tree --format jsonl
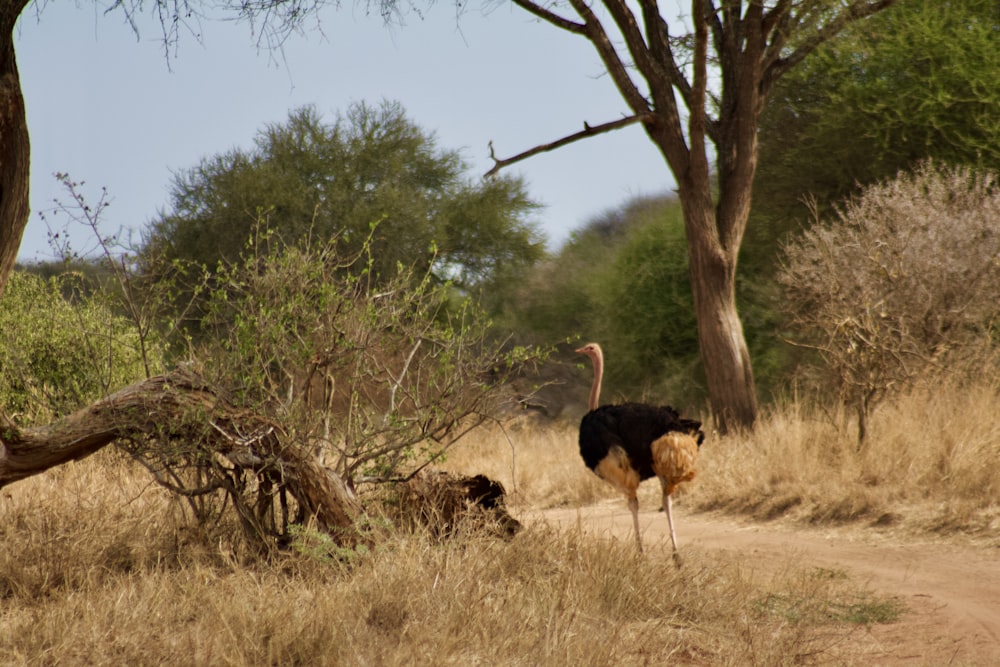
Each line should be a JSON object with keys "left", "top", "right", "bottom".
{"left": 484, "top": 0, "right": 896, "bottom": 432}
{"left": 144, "top": 103, "right": 542, "bottom": 294}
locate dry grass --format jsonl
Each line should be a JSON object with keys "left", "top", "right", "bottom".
{"left": 685, "top": 380, "right": 1000, "bottom": 540}
{"left": 1, "top": 453, "right": 896, "bottom": 666}
{"left": 13, "top": 382, "right": 996, "bottom": 665}
{"left": 440, "top": 422, "right": 616, "bottom": 511}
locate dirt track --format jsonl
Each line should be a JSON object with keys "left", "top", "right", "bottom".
{"left": 534, "top": 503, "right": 1000, "bottom": 666}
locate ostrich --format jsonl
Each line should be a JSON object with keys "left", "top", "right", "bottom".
{"left": 576, "top": 342, "right": 703, "bottom": 554}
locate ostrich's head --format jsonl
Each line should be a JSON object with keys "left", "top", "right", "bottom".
{"left": 575, "top": 342, "right": 603, "bottom": 363}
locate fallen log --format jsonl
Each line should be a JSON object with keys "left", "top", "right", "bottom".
{"left": 0, "top": 368, "right": 360, "bottom": 538}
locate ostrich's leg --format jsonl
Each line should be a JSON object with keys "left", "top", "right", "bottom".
{"left": 665, "top": 493, "right": 679, "bottom": 551}
{"left": 627, "top": 490, "right": 643, "bottom": 553}
{"left": 659, "top": 477, "right": 679, "bottom": 552}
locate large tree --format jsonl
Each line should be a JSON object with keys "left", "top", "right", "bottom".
{"left": 483, "top": 0, "right": 896, "bottom": 432}
{"left": 144, "top": 103, "right": 543, "bottom": 294}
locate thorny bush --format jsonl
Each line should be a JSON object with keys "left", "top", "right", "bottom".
{"left": 779, "top": 162, "right": 1000, "bottom": 443}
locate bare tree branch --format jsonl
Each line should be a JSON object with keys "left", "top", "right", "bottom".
{"left": 484, "top": 113, "right": 656, "bottom": 178}
{"left": 761, "top": 0, "right": 794, "bottom": 71}
{"left": 602, "top": 0, "right": 670, "bottom": 94}
{"left": 510, "top": 0, "right": 585, "bottom": 34}
{"left": 688, "top": 0, "right": 709, "bottom": 175}
{"left": 641, "top": 0, "right": 693, "bottom": 113}
{"left": 565, "top": 0, "right": 652, "bottom": 113}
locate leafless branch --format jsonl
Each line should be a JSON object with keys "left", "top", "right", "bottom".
{"left": 510, "top": 0, "right": 585, "bottom": 33}
{"left": 386, "top": 338, "right": 422, "bottom": 421}
{"left": 485, "top": 113, "right": 655, "bottom": 178}
{"left": 566, "top": 0, "right": 652, "bottom": 113}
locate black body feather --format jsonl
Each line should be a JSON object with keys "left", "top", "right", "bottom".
{"left": 579, "top": 403, "right": 704, "bottom": 480}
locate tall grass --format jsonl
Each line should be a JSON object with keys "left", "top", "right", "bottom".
{"left": 694, "top": 380, "right": 1000, "bottom": 538}
{"left": 10, "top": 381, "right": 994, "bottom": 664}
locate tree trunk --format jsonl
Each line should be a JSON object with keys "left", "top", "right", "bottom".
{"left": 677, "top": 174, "right": 758, "bottom": 435}
{"left": 637, "top": 0, "right": 759, "bottom": 435}
{"left": 0, "top": 1, "right": 31, "bottom": 297}
{"left": 0, "top": 369, "right": 361, "bottom": 537}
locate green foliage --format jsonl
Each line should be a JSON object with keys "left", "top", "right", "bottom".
{"left": 0, "top": 271, "right": 158, "bottom": 423}
{"left": 496, "top": 189, "right": 805, "bottom": 409}
{"left": 756, "top": 569, "right": 905, "bottom": 627}
{"left": 755, "top": 0, "right": 1000, "bottom": 228}
{"left": 31, "top": 172, "right": 204, "bottom": 374}
{"left": 143, "top": 102, "right": 545, "bottom": 295}
{"left": 193, "top": 231, "right": 545, "bottom": 481}
{"left": 499, "top": 194, "right": 709, "bottom": 408}
{"left": 496, "top": 218, "right": 618, "bottom": 349}
{"left": 286, "top": 522, "right": 375, "bottom": 567}
{"left": 596, "top": 199, "right": 701, "bottom": 401}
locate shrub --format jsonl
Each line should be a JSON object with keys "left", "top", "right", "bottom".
{"left": 0, "top": 271, "right": 158, "bottom": 423}
{"left": 778, "top": 162, "right": 1000, "bottom": 442}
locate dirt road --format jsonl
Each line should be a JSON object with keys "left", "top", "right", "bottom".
{"left": 534, "top": 503, "right": 1000, "bottom": 666}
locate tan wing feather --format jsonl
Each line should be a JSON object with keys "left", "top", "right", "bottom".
{"left": 651, "top": 432, "right": 699, "bottom": 496}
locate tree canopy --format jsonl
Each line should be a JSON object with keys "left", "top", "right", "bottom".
{"left": 142, "top": 102, "right": 544, "bottom": 293}
{"left": 754, "top": 0, "right": 1000, "bottom": 226}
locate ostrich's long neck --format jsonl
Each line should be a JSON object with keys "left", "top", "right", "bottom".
{"left": 587, "top": 351, "right": 603, "bottom": 411}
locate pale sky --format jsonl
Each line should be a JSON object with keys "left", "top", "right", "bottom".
{"left": 14, "top": 2, "right": 678, "bottom": 262}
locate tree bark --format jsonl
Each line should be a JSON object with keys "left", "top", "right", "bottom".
{"left": 0, "top": 369, "right": 361, "bottom": 536}
{"left": 679, "top": 186, "right": 758, "bottom": 433}
{"left": 0, "top": 1, "right": 31, "bottom": 297}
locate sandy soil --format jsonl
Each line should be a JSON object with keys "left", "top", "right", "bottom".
{"left": 533, "top": 502, "right": 1000, "bottom": 666}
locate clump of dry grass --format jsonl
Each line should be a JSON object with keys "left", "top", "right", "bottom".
{"left": 691, "top": 379, "right": 1000, "bottom": 538}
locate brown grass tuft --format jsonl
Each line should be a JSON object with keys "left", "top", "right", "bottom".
{"left": 690, "top": 379, "right": 1000, "bottom": 539}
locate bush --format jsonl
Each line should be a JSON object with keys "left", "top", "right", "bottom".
{"left": 0, "top": 271, "right": 159, "bottom": 423}
{"left": 778, "top": 162, "right": 1000, "bottom": 442}
{"left": 187, "top": 232, "right": 543, "bottom": 483}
